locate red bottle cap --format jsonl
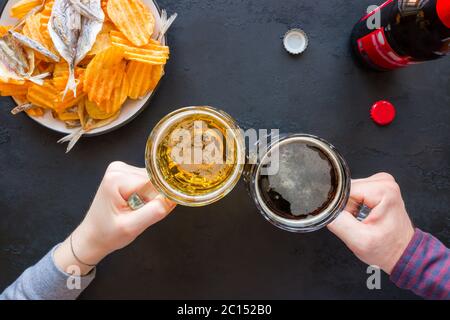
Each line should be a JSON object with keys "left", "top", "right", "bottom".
{"left": 437, "top": 0, "right": 450, "bottom": 28}
{"left": 370, "top": 100, "right": 396, "bottom": 126}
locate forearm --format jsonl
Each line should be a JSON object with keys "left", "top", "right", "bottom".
{"left": 390, "top": 228, "right": 450, "bottom": 300}
{"left": 0, "top": 244, "right": 96, "bottom": 300}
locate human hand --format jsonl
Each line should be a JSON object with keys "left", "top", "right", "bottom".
{"left": 327, "top": 173, "right": 415, "bottom": 274}
{"left": 54, "top": 161, "right": 176, "bottom": 274}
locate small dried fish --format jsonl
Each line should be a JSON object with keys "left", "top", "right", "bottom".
{"left": 58, "top": 126, "right": 85, "bottom": 152}
{"left": 75, "top": 0, "right": 104, "bottom": 64}
{"left": 157, "top": 10, "right": 178, "bottom": 43}
{"left": 0, "top": 35, "right": 29, "bottom": 73}
{"left": 0, "top": 34, "right": 49, "bottom": 85}
{"left": 11, "top": 102, "right": 34, "bottom": 115}
{"left": 69, "top": 0, "right": 103, "bottom": 22}
{"left": 48, "top": 0, "right": 81, "bottom": 98}
{"left": 8, "top": 30, "right": 59, "bottom": 62}
{"left": 49, "top": 0, "right": 104, "bottom": 97}
{"left": 58, "top": 111, "right": 120, "bottom": 153}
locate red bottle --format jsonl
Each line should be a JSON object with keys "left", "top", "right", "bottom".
{"left": 351, "top": 0, "right": 450, "bottom": 71}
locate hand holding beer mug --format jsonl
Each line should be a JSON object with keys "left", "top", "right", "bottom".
{"left": 245, "top": 134, "right": 372, "bottom": 232}
{"left": 327, "top": 173, "right": 415, "bottom": 274}
{"left": 54, "top": 162, "right": 176, "bottom": 275}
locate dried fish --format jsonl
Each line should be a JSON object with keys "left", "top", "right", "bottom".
{"left": 11, "top": 102, "right": 34, "bottom": 115}
{"left": 48, "top": 0, "right": 104, "bottom": 97}
{"left": 48, "top": 0, "right": 81, "bottom": 98}
{"left": 75, "top": 0, "right": 104, "bottom": 64}
{"left": 0, "top": 35, "right": 29, "bottom": 73}
{"left": 157, "top": 10, "right": 178, "bottom": 43}
{"left": 0, "top": 34, "right": 49, "bottom": 85}
{"left": 58, "top": 111, "right": 119, "bottom": 153}
{"left": 8, "top": 30, "right": 59, "bottom": 62}
{"left": 69, "top": 0, "right": 103, "bottom": 22}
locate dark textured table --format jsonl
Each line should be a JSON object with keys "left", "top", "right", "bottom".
{"left": 0, "top": 0, "right": 449, "bottom": 300}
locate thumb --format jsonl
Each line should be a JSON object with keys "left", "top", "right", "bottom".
{"left": 127, "top": 195, "right": 176, "bottom": 233}
{"left": 327, "top": 210, "right": 368, "bottom": 247}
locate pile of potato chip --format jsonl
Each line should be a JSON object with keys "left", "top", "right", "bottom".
{"left": 0, "top": 0, "right": 170, "bottom": 131}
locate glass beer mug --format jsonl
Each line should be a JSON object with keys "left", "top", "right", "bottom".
{"left": 128, "top": 106, "right": 245, "bottom": 208}
{"left": 244, "top": 133, "right": 371, "bottom": 233}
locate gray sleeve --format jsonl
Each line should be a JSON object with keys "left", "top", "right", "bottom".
{"left": 0, "top": 244, "right": 96, "bottom": 300}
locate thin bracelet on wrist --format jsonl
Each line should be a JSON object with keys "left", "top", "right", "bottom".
{"left": 70, "top": 233, "right": 97, "bottom": 267}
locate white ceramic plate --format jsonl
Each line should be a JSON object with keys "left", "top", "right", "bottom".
{"left": 0, "top": 0, "right": 167, "bottom": 136}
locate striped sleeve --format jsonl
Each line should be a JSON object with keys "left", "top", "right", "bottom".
{"left": 390, "top": 228, "right": 450, "bottom": 300}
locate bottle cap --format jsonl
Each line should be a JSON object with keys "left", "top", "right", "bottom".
{"left": 370, "top": 100, "right": 396, "bottom": 126}
{"left": 283, "top": 29, "right": 308, "bottom": 55}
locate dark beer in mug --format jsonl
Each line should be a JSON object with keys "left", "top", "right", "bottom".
{"left": 246, "top": 134, "right": 351, "bottom": 233}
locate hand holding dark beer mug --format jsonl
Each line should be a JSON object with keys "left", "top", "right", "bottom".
{"left": 327, "top": 173, "right": 415, "bottom": 274}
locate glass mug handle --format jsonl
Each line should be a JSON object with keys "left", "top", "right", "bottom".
{"left": 346, "top": 198, "right": 372, "bottom": 221}
{"left": 127, "top": 182, "right": 161, "bottom": 210}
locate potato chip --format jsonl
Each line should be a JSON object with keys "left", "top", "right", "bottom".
{"left": 27, "top": 79, "right": 83, "bottom": 112}
{"left": 56, "top": 110, "right": 80, "bottom": 121}
{"left": 53, "top": 62, "right": 83, "bottom": 77}
{"left": 52, "top": 76, "right": 70, "bottom": 91}
{"left": 101, "top": 20, "right": 117, "bottom": 34}
{"left": 0, "top": 25, "right": 12, "bottom": 36}
{"left": 22, "top": 14, "right": 44, "bottom": 43}
{"left": 110, "top": 30, "right": 169, "bottom": 65}
{"left": 22, "top": 11, "right": 58, "bottom": 61}
{"left": 88, "top": 65, "right": 129, "bottom": 115}
{"left": 85, "top": 21, "right": 116, "bottom": 57}
{"left": 84, "top": 110, "right": 121, "bottom": 131}
{"left": 55, "top": 91, "right": 85, "bottom": 112}
{"left": 77, "top": 99, "right": 87, "bottom": 127}
{"left": 39, "top": 0, "right": 54, "bottom": 41}
{"left": 26, "top": 81, "right": 58, "bottom": 109}
{"left": 52, "top": 63, "right": 84, "bottom": 91}
{"left": 126, "top": 61, "right": 163, "bottom": 99}
{"left": 11, "top": 94, "right": 28, "bottom": 104}
{"left": 0, "top": 81, "right": 30, "bottom": 96}
{"left": 101, "top": 69, "right": 129, "bottom": 113}
{"left": 107, "top": 0, "right": 155, "bottom": 46}
{"left": 52, "top": 62, "right": 69, "bottom": 78}
{"left": 83, "top": 46, "right": 125, "bottom": 105}
{"left": 53, "top": 80, "right": 83, "bottom": 100}
{"left": 87, "top": 32, "right": 112, "bottom": 56}
{"left": 85, "top": 99, "right": 116, "bottom": 119}
{"left": 10, "top": 0, "right": 41, "bottom": 19}
{"left": 25, "top": 107, "right": 45, "bottom": 117}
